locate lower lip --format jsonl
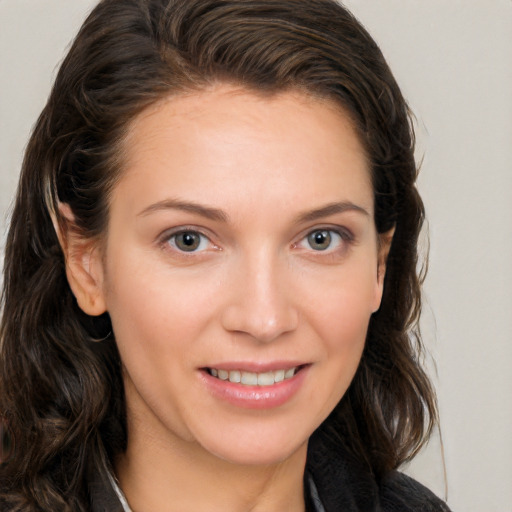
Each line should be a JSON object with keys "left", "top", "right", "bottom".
{"left": 200, "top": 366, "right": 310, "bottom": 410}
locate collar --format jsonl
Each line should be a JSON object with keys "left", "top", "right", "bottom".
{"left": 108, "top": 473, "right": 132, "bottom": 512}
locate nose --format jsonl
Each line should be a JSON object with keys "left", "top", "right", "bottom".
{"left": 220, "top": 252, "right": 299, "bottom": 343}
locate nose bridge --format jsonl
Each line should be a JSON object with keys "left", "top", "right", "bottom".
{"left": 221, "top": 244, "right": 298, "bottom": 343}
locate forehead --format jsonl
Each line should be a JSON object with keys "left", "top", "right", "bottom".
{"left": 115, "top": 85, "right": 373, "bottom": 218}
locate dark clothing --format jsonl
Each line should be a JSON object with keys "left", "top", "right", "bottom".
{"left": 303, "top": 429, "right": 452, "bottom": 512}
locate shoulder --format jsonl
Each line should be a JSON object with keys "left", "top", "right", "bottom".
{"left": 379, "top": 471, "right": 452, "bottom": 512}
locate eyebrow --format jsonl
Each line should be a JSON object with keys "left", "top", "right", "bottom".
{"left": 295, "top": 201, "right": 370, "bottom": 223}
{"left": 138, "top": 198, "right": 229, "bottom": 222}
{"left": 138, "top": 198, "right": 369, "bottom": 223}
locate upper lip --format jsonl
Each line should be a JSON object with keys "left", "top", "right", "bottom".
{"left": 201, "top": 361, "right": 309, "bottom": 372}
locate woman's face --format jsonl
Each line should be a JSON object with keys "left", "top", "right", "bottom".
{"left": 87, "top": 85, "right": 387, "bottom": 466}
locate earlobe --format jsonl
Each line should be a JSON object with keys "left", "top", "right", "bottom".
{"left": 372, "top": 227, "right": 395, "bottom": 313}
{"left": 54, "top": 203, "right": 107, "bottom": 317}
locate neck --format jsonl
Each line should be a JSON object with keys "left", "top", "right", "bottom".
{"left": 115, "top": 405, "right": 307, "bottom": 512}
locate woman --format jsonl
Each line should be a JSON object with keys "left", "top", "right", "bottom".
{"left": 0, "top": 0, "right": 451, "bottom": 510}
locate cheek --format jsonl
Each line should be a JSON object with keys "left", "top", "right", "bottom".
{"left": 103, "top": 262, "right": 221, "bottom": 439}
{"left": 318, "top": 293, "right": 371, "bottom": 367}
{"left": 307, "top": 264, "right": 378, "bottom": 340}
{"left": 304, "top": 264, "right": 377, "bottom": 386}
{"left": 293, "top": 267, "right": 376, "bottom": 420}
{"left": 103, "top": 255, "right": 218, "bottom": 371}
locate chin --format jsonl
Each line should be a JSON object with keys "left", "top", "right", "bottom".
{"left": 194, "top": 423, "right": 311, "bottom": 467}
{"left": 211, "top": 442, "right": 306, "bottom": 467}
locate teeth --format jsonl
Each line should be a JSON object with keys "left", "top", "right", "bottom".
{"left": 257, "top": 371, "right": 275, "bottom": 386}
{"left": 284, "top": 368, "right": 295, "bottom": 379}
{"left": 209, "top": 367, "right": 298, "bottom": 386}
{"left": 274, "top": 369, "right": 285, "bottom": 383}
{"left": 229, "top": 370, "right": 241, "bottom": 383}
{"left": 241, "top": 371, "right": 258, "bottom": 385}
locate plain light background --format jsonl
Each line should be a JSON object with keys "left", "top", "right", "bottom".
{"left": 1, "top": 1, "right": 511, "bottom": 511}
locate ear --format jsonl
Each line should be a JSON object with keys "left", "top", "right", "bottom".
{"left": 54, "top": 203, "right": 107, "bottom": 317}
{"left": 372, "top": 226, "right": 395, "bottom": 313}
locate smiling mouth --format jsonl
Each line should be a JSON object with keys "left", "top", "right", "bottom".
{"left": 205, "top": 366, "right": 304, "bottom": 386}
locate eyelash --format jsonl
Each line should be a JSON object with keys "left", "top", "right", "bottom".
{"left": 159, "top": 226, "right": 354, "bottom": 256}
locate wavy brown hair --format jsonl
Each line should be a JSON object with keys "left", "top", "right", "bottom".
{"left": 0, "top": 0, "right": 436, "bottom": 509}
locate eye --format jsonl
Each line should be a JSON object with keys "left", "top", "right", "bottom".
{"left": 168, "top": 230, "right": 210, "bottom": 252}
{"left": 300, "top": 229, "right": 350, "bottom": 252}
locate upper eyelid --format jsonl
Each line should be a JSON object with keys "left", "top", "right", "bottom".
{"left": 158, "top": 225, "right": 215, "bottom": 243}
{"left": 305, "top": 229, "right": 348, "bottom": 242}
{"left": 296, "top": 225, "right": 354, "bottom": 242}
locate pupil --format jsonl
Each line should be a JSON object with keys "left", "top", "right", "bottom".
{"left": 183, "top": 234, "right": 195, "bottom": 246}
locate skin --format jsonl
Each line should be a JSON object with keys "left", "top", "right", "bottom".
{"left": 63, "top": 85, "right": 391, "bottom": 512}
